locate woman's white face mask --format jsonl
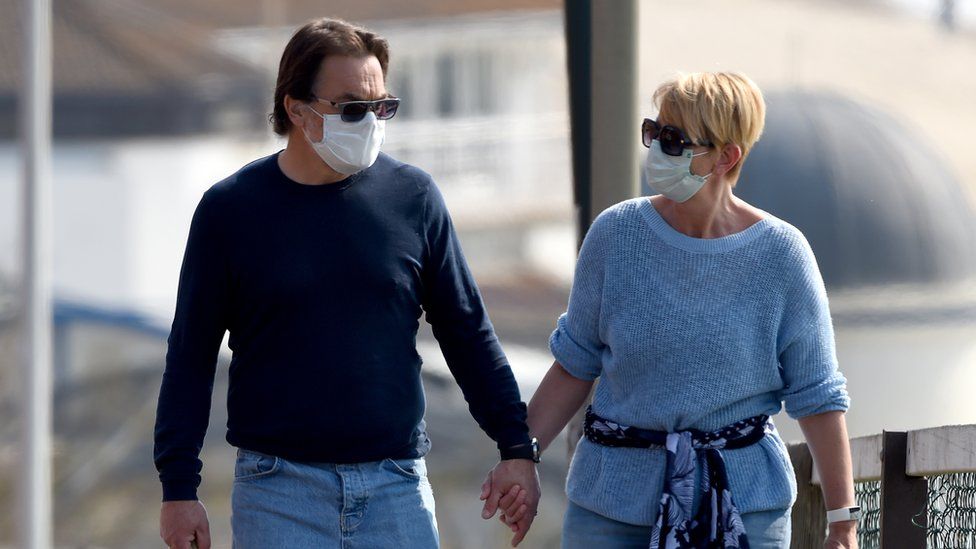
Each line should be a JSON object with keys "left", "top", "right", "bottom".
{"left": 644, "top": 141, "right": 714, "bottom": 203}
{"left": 304, "top": 105, "right": 385, "bottom": 175}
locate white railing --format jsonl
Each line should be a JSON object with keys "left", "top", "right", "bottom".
{"left": 790, "top": 425, "right": 976, "bottom": 548}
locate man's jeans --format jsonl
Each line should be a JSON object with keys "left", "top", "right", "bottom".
{"left": 231, "top": 448, "right": 439, "bottom": 548}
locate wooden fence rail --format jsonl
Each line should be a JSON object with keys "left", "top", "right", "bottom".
{"left": 790, "top": 425, "right": 976, "bottom": 548}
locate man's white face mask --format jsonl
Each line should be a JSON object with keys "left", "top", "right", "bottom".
{"left": 304, "top": 105, "right": 385, "bottom": 175}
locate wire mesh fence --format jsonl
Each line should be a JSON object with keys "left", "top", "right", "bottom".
{"left": 927, "top": 472, "right": 976, "bottom": 548}
{"left": 792, "top": 430, "right": 976, "bottom": 548}
{"left": 856, "top": 479, "right": 882, "bottom": 549}
{"left": 843, "top": 474, "right": 976, "bottom": 548}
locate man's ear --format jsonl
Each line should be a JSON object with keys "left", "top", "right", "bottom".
{"left": 717, "top": 144, "right": 743, "bottom": 176}
{"left": 284, "top": 95, "right": 306, "bottom": 129}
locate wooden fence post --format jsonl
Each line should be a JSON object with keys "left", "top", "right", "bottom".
{"left": 789, "top": 442, "right": 827, "bottom": 548}
{"left": 880, "top": 431, "right": 927, "bottom": 548}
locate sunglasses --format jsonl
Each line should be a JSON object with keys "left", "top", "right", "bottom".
{"left": 312, "top": 96, "right": 401, "bottom": 122}
{"left": 641, "top": 118, "right": 712, "bottom": 156}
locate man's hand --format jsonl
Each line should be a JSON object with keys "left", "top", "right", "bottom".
{"left": 160, "top": 500, "right": 211, "bottom": 549}
{"left": 479, "top": 459, "right": 540, "bottom": 547}
{"left": 825, "top": 521, "right": 857, "bottom": 549}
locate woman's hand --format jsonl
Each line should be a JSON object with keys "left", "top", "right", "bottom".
{"left": 824, "top": 521, "right": 857, "bottom": 548}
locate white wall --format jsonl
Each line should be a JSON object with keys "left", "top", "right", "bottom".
{"left": 0, "top": 137, "right": 281, "bottom": 320}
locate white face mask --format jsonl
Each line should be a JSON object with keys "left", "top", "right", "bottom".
{"left": 644, "top": 140, "right": 713, "bottom": 203}
{"left": 304, "top": 107, "right": 385, "bottom": 175}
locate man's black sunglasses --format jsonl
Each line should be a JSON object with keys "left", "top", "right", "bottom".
{"left": 641, "top": 118, "right": 712, "bottom": 156}
{"left": 313, "top": 96, "right": 401, "bottom": 122}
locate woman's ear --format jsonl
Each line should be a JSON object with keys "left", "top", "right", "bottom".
{"left": 716, "top": 144, "right": 743, "bottom": 176}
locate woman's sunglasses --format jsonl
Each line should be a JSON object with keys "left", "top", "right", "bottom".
{"left": 641, "top": 118, "right": 712, "bottom": 156}
{"left": 313, "top": 96, "right": 401, "bottom": 122}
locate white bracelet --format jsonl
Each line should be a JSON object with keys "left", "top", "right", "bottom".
{"left": 826, "top": 506, "right": 862, "bottom": 523}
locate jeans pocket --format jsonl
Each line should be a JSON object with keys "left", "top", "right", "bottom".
{"left": 234, "top": 449, "right": 281, "bottom": 482}
{"left": 382, "top": 457, "right": 425, "bottom": 480}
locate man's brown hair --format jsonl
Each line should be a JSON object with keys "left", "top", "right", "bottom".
{"left": 270, "top": 18, "right": 390, "bottom": 135}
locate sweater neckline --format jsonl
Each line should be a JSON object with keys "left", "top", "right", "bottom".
{"left": 268, "top": 150, "right": 362, "bottom": 194}
{"left": 638, "top": 197, "right": 773, "bottom": 254}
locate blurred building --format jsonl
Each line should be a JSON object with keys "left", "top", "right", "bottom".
{"left": 0, "top": 0, "right": 267, "bottom": 139}
{"left": 0, "top": 0, "right": 276, "bottom": 316}
{"left": 0, "top": 1, "right": 573, "bottom": 318}
{"left": 1, "top": 0, "right": 976, "bottom": 546}
{"left": 733, "top": 91, "right": 976, "bottom": 441}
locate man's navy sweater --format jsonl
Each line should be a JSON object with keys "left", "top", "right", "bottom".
{"left": 153, "top": 152, "right": 530, "bottom": 501}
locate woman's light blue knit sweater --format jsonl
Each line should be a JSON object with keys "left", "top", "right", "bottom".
{"left": 550, "top": 197, "right": 850, "bottom": 526}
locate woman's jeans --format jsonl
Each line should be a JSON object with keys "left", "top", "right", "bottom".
{"left": 562, "top": 500, "right": 791, "bottom": 549}
{"left": 231, "top": 448, "right": 439, "bottom": 549}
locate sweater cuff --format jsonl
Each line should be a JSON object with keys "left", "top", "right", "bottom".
{"left": 549, "top": 315, "right": 603, "bottom": 381}
{"left": 495, "top": 427, "right": 532, "bottom": 454}
{"left": 162, "top": 480, "right": 199, "bottom": 502}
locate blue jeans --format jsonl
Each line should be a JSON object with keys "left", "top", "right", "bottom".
{"left": 231, "top": 448, "right": 439, "bottom": 549}
{"left": 562, "top": 501, "right": 791, "bottom": 549}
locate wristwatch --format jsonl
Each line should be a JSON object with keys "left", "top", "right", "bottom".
{"left": 500, "top": 437, "right": 541, "bottom": 463}
{"left": 826, "top": 506, "right": 862, "bottom": 523}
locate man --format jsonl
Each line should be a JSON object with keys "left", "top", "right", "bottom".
{"left": 154, "top": 18, "right": 540, "bottom": 549}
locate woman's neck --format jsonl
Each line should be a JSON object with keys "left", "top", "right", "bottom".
{"left": 651, "top": 180, "right": 763, "bottom": 239}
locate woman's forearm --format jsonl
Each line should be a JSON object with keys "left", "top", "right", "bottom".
{"left": 527, "top": 361, "right": 595, "bottom": 453}
{"left": 798, "top": 411, "right": 856, "bottom": 511}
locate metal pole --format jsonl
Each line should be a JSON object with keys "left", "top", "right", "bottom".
{"left": 563, "top": 0, "right": 639, "bottom": 455}
{"left": 565, "top": 0, "right": 640, "bottom": 241}
{"left": 564, "top": 0, "right": 592, "bottom": 247}
{"left": 589, "top": 0, "right": 639, "bottom": 217}
{"left": 20, "top": 0, "right": 54, "bottom": 547}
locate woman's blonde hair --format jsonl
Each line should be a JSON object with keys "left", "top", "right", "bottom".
{"left": 653, "top": 72, "right": 766, "bottom": 178}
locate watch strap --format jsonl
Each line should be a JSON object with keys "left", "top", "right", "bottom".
{"left": 826, "top": 506, "right": 862, "bottom": 523}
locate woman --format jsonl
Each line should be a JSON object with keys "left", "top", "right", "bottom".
{"left": 494, "top": 72, "right": 857, "bottom": 548}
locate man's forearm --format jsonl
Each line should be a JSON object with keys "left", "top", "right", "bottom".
{"left": 154, "top": 361, "right": 218, "bottom": 501}
{"left": 430, "top": 314, "right": 533, "bottom": 450}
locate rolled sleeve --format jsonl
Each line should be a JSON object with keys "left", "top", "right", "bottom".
{"left": 550, "top": 313, "right": 603, "bottom": 380}
{"left": 778, "top": 320, "right": 850, "bottom": 419}
{"left": 777, "top": 238, "right": 850, "bottom": 419}
{"left": 549, "top": 211, "right": 611, "bottom": 381}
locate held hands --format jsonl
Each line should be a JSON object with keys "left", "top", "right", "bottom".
{"left": 160, "top": 500, "right": 210, "bottom": 549}
{"left": 479, "top": 459, "right": 541, "bottom": 547}
{"left": 825, "top": 521, "right": 858, "bottom": 549}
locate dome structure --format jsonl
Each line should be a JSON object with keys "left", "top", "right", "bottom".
{"left": 734, "top": 91, "right": 976, "bottom": 289}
